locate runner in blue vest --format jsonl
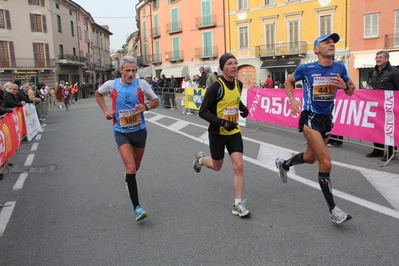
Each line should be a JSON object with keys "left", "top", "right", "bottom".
{"left": 275, "top": 33, "right": 356, "bottom": 224}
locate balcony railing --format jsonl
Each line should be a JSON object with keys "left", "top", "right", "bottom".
{"left": 255, "top": 41, "right": 307, "bottom": 57}
{"left": 195, "top": 15, "right": 216, "bottom": 29}
{"left": 165, "top": 50, "right": 183, "bottom": 62}
{"left": 151, "top": 26, "right": 161, "bottom": 39}
{"left": 384, "top": 33, "right": 399, "bottom": 49}
{"left": 58, "top": 54, "right": 87, "bottom": 66}
{"left": 0, "top": 58, "right": 56, "bottom": 68}
{"left": 166, "top": 21, "right": 182, "bottom": 34}
{"left": 195, "top": 46, "right": 218, "bottom": 59}
{"left": 151, "top": 53, "right": 162, "bottom": 64}
{"left": 142, "top": 54, "right": 152, "bottom": 66}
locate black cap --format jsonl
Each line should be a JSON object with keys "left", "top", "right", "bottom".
{"left": 219, "top": 53, "right": 236, "bottom": 71}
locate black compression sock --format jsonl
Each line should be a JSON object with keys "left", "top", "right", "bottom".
{"left": 126, "top": 174, "right": 140, "bottom": 209}
{"left": 284, "top": 152, "right": 304, "bottom": 169}
{"left": 318, "top": 172, "right": 335, "bottom": 211}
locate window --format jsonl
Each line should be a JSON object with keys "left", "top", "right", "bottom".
{"left": 143, "top": 20, "right": 147, "bottom": 41}
{"left": 59, "top": 44, "right": 63, "bottom": 57}
{"left": 152, "top": 0, "right": 159, "bottom": 9}
{"left": 171, "top": 7, "right": 179, "bottom": 32}
{"left": 172, "top": 36, "right": 180, "bottom": 59}
{"left": 153, "top": 14, "right": 159, "bottom": 36}
{"left": 0, "top": 41, "right": 10, "bottom": 67}
{"left": 201, "top": 0, "right": 212, "bottom": 26}
{"left": 57, "top": 15, "right": 61, "bottom": 32}
{"left": 364, "top": 13, "right": 379, "bottom": 38}
{"left": 55, "top": 3, "right": 59, "bottom": 9}
{"left": 264, "top": 0, "right": 274, "bottom": 5}
{"left": 28, "top": 0, "right": 44, "bottom": 6}
{"left": 319, "top": 14, "right": 332, "bottom": 36}
{"left": 239, "top": 26, "right": 249, "bottom": 49}
{"left": 30, "top": 14, "right": 47, "bottom": 33}
{"left": 288, "top": 19, "right": 299, "bottom": 43}
{"left": 238, "top": 0, "right": 248, "bottom": 10}
{"left": 155, "top": 40, "right": 160, "bottom": 62}
{"left": 78, "top": 26, "right": 82, "bottom": 39}
{"left": 0, "top": 9, "right": 11, "bottom": 29}
{"left": 33, "top": 43, "right": 46, "bottom": 67}
{"left": 84, "top": 30, "right": 89, "bottom": 42}
{"left": 265, "top": 22, "right": 275, "bottom": 46}
{"left": 70, "top": 21, "right": 74, "bottom": 37}
{"left": 395, "top": 10, "right": 399, "bottom": 47}
{"left": 73, "top": 48, "right": 76, "bottom": 55}
{"left": 168, "top": 0, "right": 180, "bottom": 3}
{"left": 203, "top": 31, "right": 213, "bottom": 57}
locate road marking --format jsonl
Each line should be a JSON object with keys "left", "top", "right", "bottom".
{"left": 24, "top": 154, "right": 35, "bottom": 166}
{"left": 31, "top": 143, "right": 39, "bottom": 151}
{"left": 147, "top": 112, "right": 399, "bottom": 219}
{"left": 35, "top": 134, "right": 42, "bottom": 140}
{"left": 13, "top": 172, "right": 29, "bottom": 191}
{"left": 0, "top": 201, "right": 16, "bottom": 237}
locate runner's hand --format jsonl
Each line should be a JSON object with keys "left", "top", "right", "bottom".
{"left": 220, "top": 119, "right": 238, "bottom": 131}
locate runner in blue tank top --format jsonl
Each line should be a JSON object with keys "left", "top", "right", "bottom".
{"left": 275, "top": 33, "right": 356, "bottom": 225}
{"left": 95, "top": 56, "right": 160, "bottom": 222}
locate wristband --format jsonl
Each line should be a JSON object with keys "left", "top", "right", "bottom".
{"left": 145, "top": 104, "right": 150, "bottom": 111}
{"left": 344, "top": 82, "right": 350, "bottom": 91}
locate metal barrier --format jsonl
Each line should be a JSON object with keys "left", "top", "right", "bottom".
{"left": 153, "top": 87, "right": 184, "bottom": 109}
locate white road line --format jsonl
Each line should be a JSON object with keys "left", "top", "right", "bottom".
{"left": 35, "top": 134, "right": 42, "bottom": 140}
{"left": 24, "top": 154, "right": 35, "bottom": 166}
{"left": 31, "top": 143, "right": 39, "bottom": 151}
{"left": 0, "top": 201, "right": 16, "bottom": 237}
{"left": 147, "top": 113, "right": 399, "bottom": 220}
{"left": 13, "top": 172, "right": 29, "bottom": 191}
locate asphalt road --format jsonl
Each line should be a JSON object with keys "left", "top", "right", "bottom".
{"left": 0, "top": 97, "right": 398, "bottom": 266}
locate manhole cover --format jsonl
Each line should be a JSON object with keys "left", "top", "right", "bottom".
{"left": 28, "top": 164, "right": 57, "bottom": 174}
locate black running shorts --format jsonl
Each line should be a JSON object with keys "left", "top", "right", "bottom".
{"left": 208, "top": 132, "right": 243, "bottom": 161}
{"left": 114, "top": 129, "right": 147, "bottom": 148}
{"left": 298, "top": 110, "right": 332, "bottom": 139}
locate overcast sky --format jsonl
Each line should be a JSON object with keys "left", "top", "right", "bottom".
{"left": 75, "top": 0, "right": 139, "bottom": 50}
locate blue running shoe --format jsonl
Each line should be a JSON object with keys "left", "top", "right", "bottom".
{"left": 134, "top": 206, "right": 148, "bottom": 221}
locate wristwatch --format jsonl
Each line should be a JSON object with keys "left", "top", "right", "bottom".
{"left": 344, "top": 82, "right": 351, "bottom": 91}
{"left": 145, "top": 104, "right": 150, "bottom": 111}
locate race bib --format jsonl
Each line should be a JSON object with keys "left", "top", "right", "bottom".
{"left": 312, "top": 77, "right": 336, "bottom": 101}
{"left": 119, "top": 109, "right": 141, "bottom": 129}
{"left": 223, "top": 107, "right": 239, "bottom": 122}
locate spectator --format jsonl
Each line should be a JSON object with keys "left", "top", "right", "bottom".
{"left": 17, "top": 83, "right": 34, "bottom": 104}
{"left": 366, "top": 50, "right": 399, "bottom": 161}
{"left": 28, "top": 85, "right": 42, "bottom": 105}
{"left": 198, "top": 66, "right": 207, "bottom": 88}
{"left": 265, "top": 74, "right": 274, "bottom": 88}
{"left": 205, "top": 66, "right": 217, "bottom": 88}
{"left": 169, "top": 75, "right": 178, "bottom": 88}
{"left": 56, "top": 82, "right": 64, "bottom": 108}
{"left": 73, "top": 82, "right": 79, "bottom": 102}
{"left": 4, "top": 83, "right": 26, "bottom": 108}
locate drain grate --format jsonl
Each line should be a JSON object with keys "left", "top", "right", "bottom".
{"left": 28, "top": 164, "right": 57, "bottom": 174}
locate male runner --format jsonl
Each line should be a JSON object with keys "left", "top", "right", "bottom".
{"left": 95, "top": 56, "right": 159, "bottom": 221}
{"left": 276, "top": 33, "right": 355, "bottom": 224}
{"left": 193, "top": 53, "right": 250, "bottom": 217}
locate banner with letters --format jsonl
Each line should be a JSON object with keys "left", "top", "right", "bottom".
{"left": 23, "top": 103, "right": 42, "bottom": 141}
{"left": 247, "top": 88, "right": 398, "bottom": 146}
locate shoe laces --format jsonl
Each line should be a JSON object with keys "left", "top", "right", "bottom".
{"left": 238, "top": 199, "right": 248, "bottom": 212}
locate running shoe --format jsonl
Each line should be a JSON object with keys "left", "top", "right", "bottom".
{"left": 193, "top": 151, "right": 203, "bottom": 173}
{"left": 134, "top": 205, "right": 148, "bottom": 221}
{"left": 275, "top": 158, "right": 288, "bottom": 183}
{"left": 232, "top": 199, "right": 251, "bottom": 217}
{"left": 330, "top": 206, "right": 352, "bottom": 224}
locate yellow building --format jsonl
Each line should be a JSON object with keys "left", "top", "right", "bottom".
{"left": 225, "top": 0, "right": 350, "bottom": 88}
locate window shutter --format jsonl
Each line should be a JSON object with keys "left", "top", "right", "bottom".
{"left": 30, "top": 14, "right": 35, "bottom": 32}
{"left": 42, "top": 15, "right": 47, "bottom": 33}
{"left": 32, "top": 43, "right": 38, "bottom": 67}
{"left": 9, "top": 41, "right": 15, "bottom": 67}
{"left": 41, "top": 0, "right": 45, "bottom": 7}
{"left": 28, "top": 0, "right": 33, "bottom": 5}
{"left": 45, "top": 43, "right": 50, "bottom": 67}
{"left": 4, "top": 10, "right": 11, "bottom": 29}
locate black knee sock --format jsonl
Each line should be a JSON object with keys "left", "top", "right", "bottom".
{"left": 318, "top": 172, "right": 335, "bottom": 211}
{"left": 284, "top": 152, "right": 305, "bottom": 169}
{"left": 126, "top": 174, "right": 140, "bottom": 209}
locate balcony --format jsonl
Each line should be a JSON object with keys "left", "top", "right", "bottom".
{"left": 165, "top": 50, "right": 183, "bottom": 63}
{"left": 58, "top": 54, "right": 87, "bottom": 66}
{"left": 151, "top": 26, "right": 161, "bottom": 39}
{"left": 142, "top": 54, "right": 152, "bottom": 66}
{"left": 166, "top": 21, "right": 182, "bottom": 34}
{"left": 195, "top": 15, "right": 216, "bottom": 29}
{"left": 384, "top": 33, "right": 399, "bottom": 49}
{"left": 0, "top": 58, "right": 56, "bottom": 69}
{"left": 195, "top": 46, "right": 218, "bottom": 60}
{"left": 255, "top": 41, "right": 307, "bottom": 58}
{"left": 151, "top": 53, "right": 162, "bottom": 65}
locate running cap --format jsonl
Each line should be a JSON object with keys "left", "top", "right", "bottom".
{"left": 314, "top": 33, "right": 340, "bottom": 47}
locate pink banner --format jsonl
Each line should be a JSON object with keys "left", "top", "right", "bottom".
{"left": 247, "top": 89, "right": 398, "bottom": 146}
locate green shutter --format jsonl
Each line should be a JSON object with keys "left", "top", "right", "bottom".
{"left": 201, "top": 0, "right": 211, "bottom": 26}
{"left": 172, "top": 36, "right": 180, "bottom": 59}
{"left": 171, "top": 8, "right": 178, "bottom": 32}
{"left": 154, "top": 14, "right": 159, "bottom": 35}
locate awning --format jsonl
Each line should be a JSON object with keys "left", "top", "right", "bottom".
{"left": 354, "top": 54, "right": 375, "bottom": 68}
{"left": 389, "top": 51, "right": 399, "bottom": 66}
{"left": 161, "top": 65, "right": 188, "bottom": 78}
{"left": 260, "top": 59, "right": 299, "bottom": 69}
{"left": 137, "top": 66, "right": 153, "bottom": 78}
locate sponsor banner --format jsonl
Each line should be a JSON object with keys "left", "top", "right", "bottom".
{"left": 23, "top": 103, "right": 42, "bottom": 141}
{"left": 247, "top": 89, "right": 398, "bottom": 146}
{"left": 184, "top": 87, "right": 206, "bottom": 110}
{"left": 0, "top": 108, "right": 24, "bottom": 167}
